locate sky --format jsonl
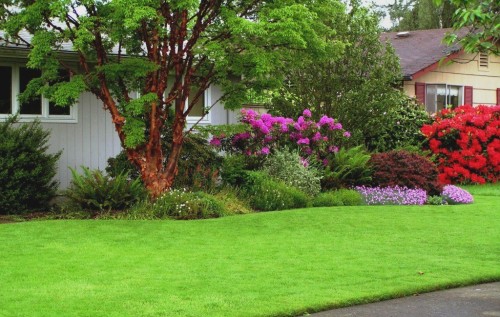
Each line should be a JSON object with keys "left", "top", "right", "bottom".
{"left": 366, "top": 0, "right": 395, "bottom": 29}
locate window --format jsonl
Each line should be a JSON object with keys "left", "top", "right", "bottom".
{"left": 425, "top": 84, "right": 463, "bottom": 113}
{"left": 187, "top": 85, "right": 211, "bottom": 123}
{"left": 0, "top": 64, "right": 77, "bottom": 122}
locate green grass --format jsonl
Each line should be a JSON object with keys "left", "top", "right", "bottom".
{"left": 1, "top": 185, "right": 499, "bottom": 317}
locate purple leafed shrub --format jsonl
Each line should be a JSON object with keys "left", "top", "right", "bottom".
{"left": 441, "top": 185, "right": 474, "bottom": 204}
{"left": 355, "top": 186, "right": 427, "bottom": 205}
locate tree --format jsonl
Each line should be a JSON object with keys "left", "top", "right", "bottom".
{"left": 268, "top": 0, "right": 403, "bottom": 149}
{"left": 437, "top": 0, "right": 500, "bottom": 55}
{"left": 382, "top": 0, "right": 456, "bottom": 31}
{"left": 0, "top": 0, "right": 344, "bottom": 197}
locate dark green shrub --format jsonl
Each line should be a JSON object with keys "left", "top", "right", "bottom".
{"left": 369, "top": 150, "right": 442, "bottom": 195}
{"left": 263, "top": 149, "right": 321, "bottom": 196}
{"left": 367, "top": 99, "right": 432, "bottom": 152}
{"left": 66, "top": 167, "right": 147, "bottom": 211}
{"left": 151, "top": 189, "right": 227, "bottom": 220}
{"left": 244, "top": 171, "right": 309, "bottom": 211}
{"left": 220, "top": 154, "right": 251, "bottom": 187}
{"left": 322, "top": 146, "right": 372, "bottom": 190}
{"left": 107, "top": 132, "right": 222, "bottom": 190}
{"left": 0, "top": 117, "right": 61, "bottom": 214}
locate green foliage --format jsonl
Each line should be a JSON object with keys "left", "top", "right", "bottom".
{"left": 426, "top": 195, "right": 446, "bottom": 205}
{"left": 312, "top": 189, "right": 363, "bottom": 207}
{"left": 0, "top": 117, "right": 60, "bottom": 214}
{"left": 244, "top": 171, "right": 310, "bottom": 211}
{"left": 262, "top": 149, "right": 322, "bottom": 197}
{"left": 219, "top": 155, "right": 250, "bottom": 187}
{"left": 268, "top": 0, "right": 403, "bottom": 148}
{"left": 107, "top": 132, "right": 222, "bottom": 190}
{"left": 384, "top": 0, "right": 456, "bottom": 31}
{"left": 322, "top": 146, "right": 372, "bottom": 190}
{"left": 367, "top": 98, "right": 432, "bottom": 152}
{"left": 438, "top": 0, "right": 500, "bottom": 55}
{"left": 151, "top": 189, "right": 227, "bottom": 220}
{"left": 66, "top": 167, "right": 147, "bottom": 212}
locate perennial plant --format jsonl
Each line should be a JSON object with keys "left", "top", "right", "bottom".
{"left": 441, "top": 185, "right": 474, "bottom": 204}
{"left": 355, "top": 186, "right": 427, "bottom": 205}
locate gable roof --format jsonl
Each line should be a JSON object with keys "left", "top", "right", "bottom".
{"left": 380, "top": 28, "right": 468, "bottom": 80}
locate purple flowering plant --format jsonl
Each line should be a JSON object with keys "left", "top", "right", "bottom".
{"left": 355, "top": 185, "right": 428, "bottom": 205}
{"left": 210, "top": 108, "right": 350, "bottom": 165}
{"left": 441, "top": 185, "right": 474, "bottom": 204}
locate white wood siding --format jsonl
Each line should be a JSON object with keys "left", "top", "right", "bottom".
{"left": 41, "top": 85, "right": 237, "bottom": 190}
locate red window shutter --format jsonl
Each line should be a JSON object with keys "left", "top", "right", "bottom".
{"left": 415, "top": 82, "right": 426, "bottom": 104}
{"left": 464, "top": 86, "right": 473, "bottom": 105}
{"left": 497, "top": 88, "right": 500, "bottom": 105}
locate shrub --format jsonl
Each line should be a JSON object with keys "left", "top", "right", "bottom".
{"left": 244, "top": 171, "right": 310, "bottom": 211}
{"left": 321, "top": 146, "right": 372, "bottom": 190}
{"left": 210, "top": 109, "right": 350, "bottom": 166}
{"left": 441, "top": 185, "right": 474, "bottom": 204}
{"left": 421, "top": 105, "right": 500, "bottom": 184}
{"left": 262, "top": 149, "right": 322, "bottom": 196}
{"left": 367, "top": 99, "right": 431, "bottom": 152}
{"left": 212, "top": 187, "right": 253, "bottom": 215}
{"left": 107, "top": 132, "right": 222, "bottom": 190}
{"left": 312, "top": 189, "right": 363, "bottom": 207}
{"left": 369, "top": 150, "right": 442, "bottom": 195}
{"left": 355, "top": 186, "right": 427, "bottom": 205}
{"left": 66, "top": 167, "right": 147, "bottom": 211}
{"left": 151, "top": 189, "right": 227, "bottom": 220}
{"left": 0, "top": 117, "right": 61, "bottom": 214}
{"left": 426, "top": 195, "right": 446, "bottom": 205}
{"left": 220, "top": 154, "right": 252, "bottom": 187}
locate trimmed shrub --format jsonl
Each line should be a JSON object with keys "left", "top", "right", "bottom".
{"left": 244, "top": 171, "right": 309, "bottom": 211}
{"left": 369, "top": 150, "right": 442, "bottom": 195}
{"left": 355, "top": 186, "right": 427, "bottom": 205}
{"left": 151, "top": 189, "right": 227, "bottom": 220}
{"left": 107, "top": 132, "right": 222, "bottom": 190}
{"left": 0, "top": 117, "right": 61, "bottom": 214}
{"left": 312, "top": 189, "right": 363, "bottom": 207}
{"left": 368, "top": 100, "right": 431, "bottom": 152}
{"left": 66, "top": 167, "right": 147, "bottom": 211}
{"left": 322, "top": 146, "right": 372, "bottom": 190}
{"left": 262, "top": 149, "right": 322, "bottom": 196}
{"left": 421, "top": 105, "right": 500, "bottom": 184}
{"left": 441, "top": 185, "right": 474, "bottom": 204}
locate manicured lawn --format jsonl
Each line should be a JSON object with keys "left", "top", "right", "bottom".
{"left": 1, "top": 186, "right": 499, "bottom": 317}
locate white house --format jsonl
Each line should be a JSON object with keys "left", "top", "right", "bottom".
{"left": 0, "top": 37, "right": 239, "bottom": 189}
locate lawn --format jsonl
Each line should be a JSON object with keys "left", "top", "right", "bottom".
{"left": 0, "top": 185, "right": 499, "bottom": 317}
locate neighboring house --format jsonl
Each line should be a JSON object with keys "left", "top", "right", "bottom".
{"left": 0, "top": 33, "right": 239, "bottom": 189}
{"left": 381, "top": 28, "right": 500, "bottom": 112}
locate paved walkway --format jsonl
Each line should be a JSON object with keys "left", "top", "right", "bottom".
{"left": 311, "top": 282, "right": 500, "bottom": 317}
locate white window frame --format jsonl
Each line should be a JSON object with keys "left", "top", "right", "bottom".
{"left": 0, "top": 63, "right": 78, "bottom": 123}
{"left": 424, "top": 83, "right": 464, "bottom": 113}
{"left": 186, "top": 85, "right": 211, "bottom": 124}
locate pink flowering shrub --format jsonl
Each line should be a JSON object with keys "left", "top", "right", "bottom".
{"left": 211, "top": 109, "right": 350, "bottom": 165}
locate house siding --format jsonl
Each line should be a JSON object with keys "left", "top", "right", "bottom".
{"left": 38, "top": 85, "right": 236, "bottom": 190}
{"left": 403, "top": 52, "right": 500, "bottom": 106}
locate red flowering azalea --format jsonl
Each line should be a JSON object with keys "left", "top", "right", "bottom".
{"left": 422, "top": 105, "right": 500, "bottom": 184}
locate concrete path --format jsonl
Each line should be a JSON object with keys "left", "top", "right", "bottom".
{"left": 311, "top": 282, "right": 500, "bottom": 317}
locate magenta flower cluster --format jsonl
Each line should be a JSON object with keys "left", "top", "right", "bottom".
{"left": 441, "top": 185, "right": 474, "bottom": 204}
{"left": 211, "top": 108, "right": 350, "bottom": 165}
{"left": 355, "top": 186, "right": 428, "bottom": 205}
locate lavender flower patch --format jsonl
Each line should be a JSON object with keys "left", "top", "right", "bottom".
{"left": 355, "top": 186, "right": 427, "bottom": 205}
{"left": 441, "top": 185, "right": 474, "bottom": 204}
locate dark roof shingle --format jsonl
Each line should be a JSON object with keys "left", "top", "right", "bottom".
{"left": 380, "top": 28, "right": 466, "bottom": 79}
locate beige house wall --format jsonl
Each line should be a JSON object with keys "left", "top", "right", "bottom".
{"left": 403, "top": 52, "right": 500, "bottom": 105}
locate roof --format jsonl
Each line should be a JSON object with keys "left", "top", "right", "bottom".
{"left": 380, "top": 28, "right": 468, "bottom": 80}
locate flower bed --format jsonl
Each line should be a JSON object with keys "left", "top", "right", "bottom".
{"left": 354, "top": 186, "right": 427, "bottom": 205}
